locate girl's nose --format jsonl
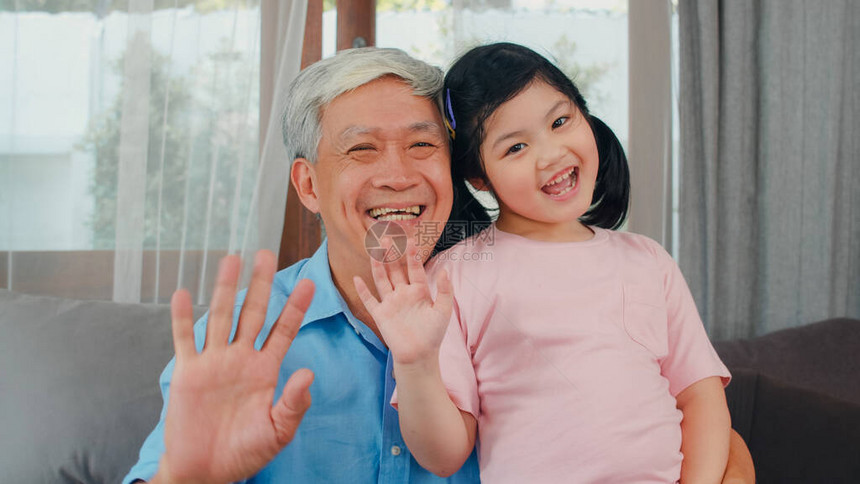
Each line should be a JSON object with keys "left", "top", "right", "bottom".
{"left": 535, "top": 139, "right": 568, "bottom": 170}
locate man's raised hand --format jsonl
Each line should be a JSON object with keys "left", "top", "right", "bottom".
{"left": 153, "top": 250, "right": 315, "bottom": 484}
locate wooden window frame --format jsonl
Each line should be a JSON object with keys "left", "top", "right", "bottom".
{"left": 273, "top": 0, "right": 376, "bottom": 270}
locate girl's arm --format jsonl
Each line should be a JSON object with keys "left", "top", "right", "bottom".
{"left": 722, "top": 429, "right": 755, "bottom": 483}
{"left": 394, "top": 360, "right": 477, "bottom": 476}
{"left": 353, "top": 243, "right": 476, "bottom": 476}
{"left": 675, "top": 376, "right": 732, "bottom": 484}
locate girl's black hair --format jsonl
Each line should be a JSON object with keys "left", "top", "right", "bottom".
{"left": 436, "top": 42, "right": 630, "bottom": 253}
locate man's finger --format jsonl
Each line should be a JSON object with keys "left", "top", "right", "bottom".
{"left": 236, "top": 250, "right": 277, "bottom": 346}
{"left": 263, "top": 278, "right": 315, "bottom": 360}
{"left": 272, "top": 368, "right": 314, "bottom": 447}
{"left": 207, "top": 255, "right": 241, "bottom": 349}
{"left": 170, "top": 288, "right": 196, "bottom": 360}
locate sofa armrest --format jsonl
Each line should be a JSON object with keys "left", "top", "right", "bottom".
{"left": 723, "top": 368, "right": 860, "bottom": 483}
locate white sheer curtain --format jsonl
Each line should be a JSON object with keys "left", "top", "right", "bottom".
{"left": 0, "top": 0, "right": 306, "bottom": 304}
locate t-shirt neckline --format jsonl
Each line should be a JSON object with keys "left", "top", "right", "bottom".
{"left": 491, "top": 223, "right": 609, "bottom": 247}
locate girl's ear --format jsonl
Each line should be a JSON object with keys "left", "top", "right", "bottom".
{"left": 468, "top": 177, "right": 490, "bottom": 192}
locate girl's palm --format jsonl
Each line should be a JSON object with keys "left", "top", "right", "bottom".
{"left": 354, "top": 245, "right": 453, "bottom": 366}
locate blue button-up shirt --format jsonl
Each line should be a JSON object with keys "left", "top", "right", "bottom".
{"left": 124, "top": 240, "right": 480, "bottom": 484}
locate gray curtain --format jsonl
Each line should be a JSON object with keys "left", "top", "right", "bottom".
{"left": 679, "top": 0, "right": 860, "bottom": 340}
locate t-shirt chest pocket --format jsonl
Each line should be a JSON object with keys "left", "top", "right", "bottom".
{"left": 622, "top": 282, "right": 669, "bottom": 359}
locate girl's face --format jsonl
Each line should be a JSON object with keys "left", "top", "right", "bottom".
{"left": 477, "top": 80, "right": 598, "bottom": 241}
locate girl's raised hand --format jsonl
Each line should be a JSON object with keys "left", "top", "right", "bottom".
{"left": 353, "top": 239, "right": 453, "bottom": 367}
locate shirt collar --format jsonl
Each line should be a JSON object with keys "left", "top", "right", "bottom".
{"left": 291, "top": 239, "right": 348, "bottom": 327}
{"left": 290, "top": 241, "right": 387, "bottom": 352}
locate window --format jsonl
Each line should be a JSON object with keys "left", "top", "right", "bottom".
{"left": 1, "top": 2, "right": 262, "bottom": 302}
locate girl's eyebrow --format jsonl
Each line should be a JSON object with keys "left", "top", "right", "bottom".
{"left": 545, "top": 99, "right": 571, "bottom": 120}
{"left": 491, "top": 129, "right": 526, "bottom": 151}
{"left": 490, "top": 99, "right": 570, "bottom": 151}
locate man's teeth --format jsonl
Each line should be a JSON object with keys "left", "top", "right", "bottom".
{"left": 544, "top": 168, "right": 576, "bottom": 187}
{"left": 369, "top": 206, "right": 421, "bottom": 220}
{"left": 377, "top": 214, "right": 417, "bottom": 221}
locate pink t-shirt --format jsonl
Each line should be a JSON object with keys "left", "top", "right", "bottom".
{"left": 418, "top": 226, "right": 729, "bottom": 483}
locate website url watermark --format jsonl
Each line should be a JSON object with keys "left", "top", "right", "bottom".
{"left": 416, "top": 248, "right": 494, "bottom": 262}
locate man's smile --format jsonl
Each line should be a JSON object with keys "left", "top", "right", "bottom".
{"left": 367, "top": 205, "right": 425, "bottom": 221}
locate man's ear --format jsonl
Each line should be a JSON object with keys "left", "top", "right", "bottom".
{"left": 468, "top": 177, "right": 490, "bottom": 192}
{"left": 290, "top": 158, "right": 320, "bottom": 213}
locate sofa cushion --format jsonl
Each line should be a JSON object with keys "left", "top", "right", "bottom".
{"left": 0, "top": 289, "right": 204, "bottom": 484}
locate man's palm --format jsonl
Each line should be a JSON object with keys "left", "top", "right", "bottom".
{"left": 156, "top": 252, "right": 315, "bottom": 484}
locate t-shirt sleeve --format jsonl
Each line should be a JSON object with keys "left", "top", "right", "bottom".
{"left": 436, "top": 296, "right": 480, "bottom": 418}
{"left": 655, "top": 246, "right": 731, "bottom": 397}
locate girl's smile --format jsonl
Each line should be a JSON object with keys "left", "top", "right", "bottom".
{"left": 540, "top": 165, "right": 579, "bottom": 199}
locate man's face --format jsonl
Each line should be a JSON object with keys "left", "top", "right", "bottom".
{"left": 295, "top": 76, "right": 453, "bottom": 273}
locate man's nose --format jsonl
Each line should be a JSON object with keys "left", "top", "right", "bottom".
{"left": 372, "top": 149, "right": 420, "bottom": 190}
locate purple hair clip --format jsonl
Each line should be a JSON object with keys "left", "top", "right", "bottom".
{"left": 444, "top": 88, "right": 457, "bottom": 139}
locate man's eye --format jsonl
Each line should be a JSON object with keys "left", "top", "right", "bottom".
{"left": 348, "top": 145, "right": 375, "bottom": 153}
{"left": 506, "top": 143, "right": 525, "bottom": 155}
{"left": 412, "top": 142, "right": 434, "bottom": 148}
{"left": 552, "top": 116, "right": 569, "bottom": 129}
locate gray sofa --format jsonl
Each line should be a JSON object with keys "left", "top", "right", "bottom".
{"left": 1, "top": 288, "right": 858, "bottom": 483}
{"left": 0, "top": 289, "right": 204, "bottom": 483}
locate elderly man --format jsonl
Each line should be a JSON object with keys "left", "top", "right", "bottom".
{"left": 125, "top": 48, "right": 753, "bottom": 483}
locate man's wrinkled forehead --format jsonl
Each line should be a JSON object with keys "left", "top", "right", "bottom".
{"left": 336, "top": 120, "right": 446, "bottom": 142}
{"left": 318, "top": 78, "right": 447, "bottom": 142}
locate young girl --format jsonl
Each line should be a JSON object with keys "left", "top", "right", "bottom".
{"left": 354, "top": 42, "right": 731, "bottom": 483}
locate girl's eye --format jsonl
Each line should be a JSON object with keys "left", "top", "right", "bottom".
{"left": 552, "top": 116, "right": 569, "bottom": 129}
{"left": 505, "top": 143, "right": 526, "bottom": 156}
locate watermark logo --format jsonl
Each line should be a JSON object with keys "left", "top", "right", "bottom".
{"left": 364, "top": 220, "right": 495, "bottom": 262}
{"left": 364, "top": 221, "right": 408, "bottom": 262}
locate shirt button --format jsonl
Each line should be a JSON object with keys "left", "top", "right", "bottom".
{"left": 354, "top": 326, "right": 360, "bottom": 335}
{"left": 390, "top": 445, "right": 402, "bottom": 456}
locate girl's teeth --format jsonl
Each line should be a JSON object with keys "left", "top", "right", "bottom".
{"left": 546, "top": 169, "right": 574, "bottom": 187}
{"left": 555, "top": 184, "right": 573, "bottom": 196}
{"left": 544, "top": 170, "right": 577, "bottom": 197}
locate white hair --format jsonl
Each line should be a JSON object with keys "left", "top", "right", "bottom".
{"left": 281, "top": 47, "right": 445, "bottom": 164}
